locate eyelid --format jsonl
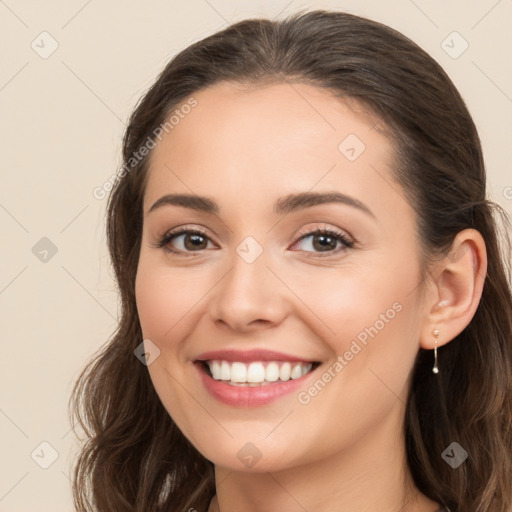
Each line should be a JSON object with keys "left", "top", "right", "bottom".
{"left": 155, "top": 223, "right": 355, "bottom": 257}
{"left": 154, "top": 224, "right": 215, "bottom": 251}
{"left": 291, "top": 224, "right": 355, "bottom": 256}
{"left": 294, "top": 223, "right": 353, "bottom": 242}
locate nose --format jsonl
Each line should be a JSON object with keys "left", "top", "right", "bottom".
{"left": 209, "top": 247, "right": 291, "bottom": 333}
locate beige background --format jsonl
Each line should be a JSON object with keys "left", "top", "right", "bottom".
{"left": 1, "top": 1, "right": 510, "bottom": 510}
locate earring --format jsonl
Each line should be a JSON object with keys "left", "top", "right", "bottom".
{"left": 432, "top": 329, "right": 439, "bottom": 374}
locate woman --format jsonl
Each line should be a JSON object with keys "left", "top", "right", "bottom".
{"left": 69, "top": 10, "right": 512, "bottom": 512}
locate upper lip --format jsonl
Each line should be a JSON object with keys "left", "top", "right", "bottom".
{"left": 195, "top": 349, "right": 319, "bottom": 363}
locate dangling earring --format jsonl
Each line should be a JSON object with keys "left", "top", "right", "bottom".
{"left": 432, "top": 329, "right": 440, "bottom": 374}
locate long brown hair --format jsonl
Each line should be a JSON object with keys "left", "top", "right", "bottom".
{"left": 69, "top": 10, "right": 512, "bottom": 511}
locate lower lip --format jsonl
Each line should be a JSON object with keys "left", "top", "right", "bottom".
{"left": 194, "top": 362, "right": 318, "bottom": 407}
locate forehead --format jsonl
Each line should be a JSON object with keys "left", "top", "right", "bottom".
{"left": 143, "top": 81, "right": 403, "bottom": 223}
{"left": 154, "top": 81, "right": 383, "bottom": 156}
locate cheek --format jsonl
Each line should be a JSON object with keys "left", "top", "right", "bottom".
{"left": 291, "top": 258, "right": 422, "bottom": 395}
{"left": 289, "top": 263, "right": 406, "bottom": 342}
{"left": 135, "top": 268, "right": 176, "bottom": 340}
{"left": 134, "top": 260, "right": 207, "bottom": 435}
{"left": 135, "top": 258, "right": 205, "bottom": 341}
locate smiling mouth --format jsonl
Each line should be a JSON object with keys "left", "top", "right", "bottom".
{"left": 199, "top": 360, "right": 321, "bottom": 386}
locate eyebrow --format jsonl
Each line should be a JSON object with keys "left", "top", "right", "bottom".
{"left": 148, "top": 191, "right": 375, "bottom": 219}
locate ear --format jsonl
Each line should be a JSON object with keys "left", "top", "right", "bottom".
{"left": 419, "top": 229, "right": 487, "bottom": 350}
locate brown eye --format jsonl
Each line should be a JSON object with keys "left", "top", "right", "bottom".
{"left": 181, "top": 233, "right": 208, "bottom": 251}
{"left": 311, "top": 233, "right": 338, "bottom": 252}
{"left": 293, "top": 228, "right": 354, "bottom": 256}
{"left": 157, "top": 228, "right": 214, "bottom": 255}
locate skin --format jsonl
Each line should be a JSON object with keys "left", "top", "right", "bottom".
{"left": 135, "top": 81, "right": 487, "bottom": 511}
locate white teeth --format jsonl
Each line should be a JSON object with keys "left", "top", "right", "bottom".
{"left": 220, "top": 361, "right": 230, "bottom": 380}
{"left": 230, "top": 362, "right": 247, "bottom": 383}
{"left": 210, "top": 361, "right": 221, "bottom": 380}
{"left": 247, "top": 362, "right": 266, "bottom": 383}
{"left": 290, "top": 363, "right": 303, "bottom": 380}
{"left": 265, "top": 362, "right": 280, "bottom": 382}
{"left": 205, "top": 360, "right": 314, "bottom": 384}
{"left": 279, "top": 362, "right": 291, "bottom": 381}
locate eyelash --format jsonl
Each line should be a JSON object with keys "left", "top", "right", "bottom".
{"left": 155, "top": 224, "right": 355, "bottom": 258}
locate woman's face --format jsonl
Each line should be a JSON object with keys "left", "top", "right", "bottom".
{"left": 135, "top": 81, "right": 427, "bottom": 472}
